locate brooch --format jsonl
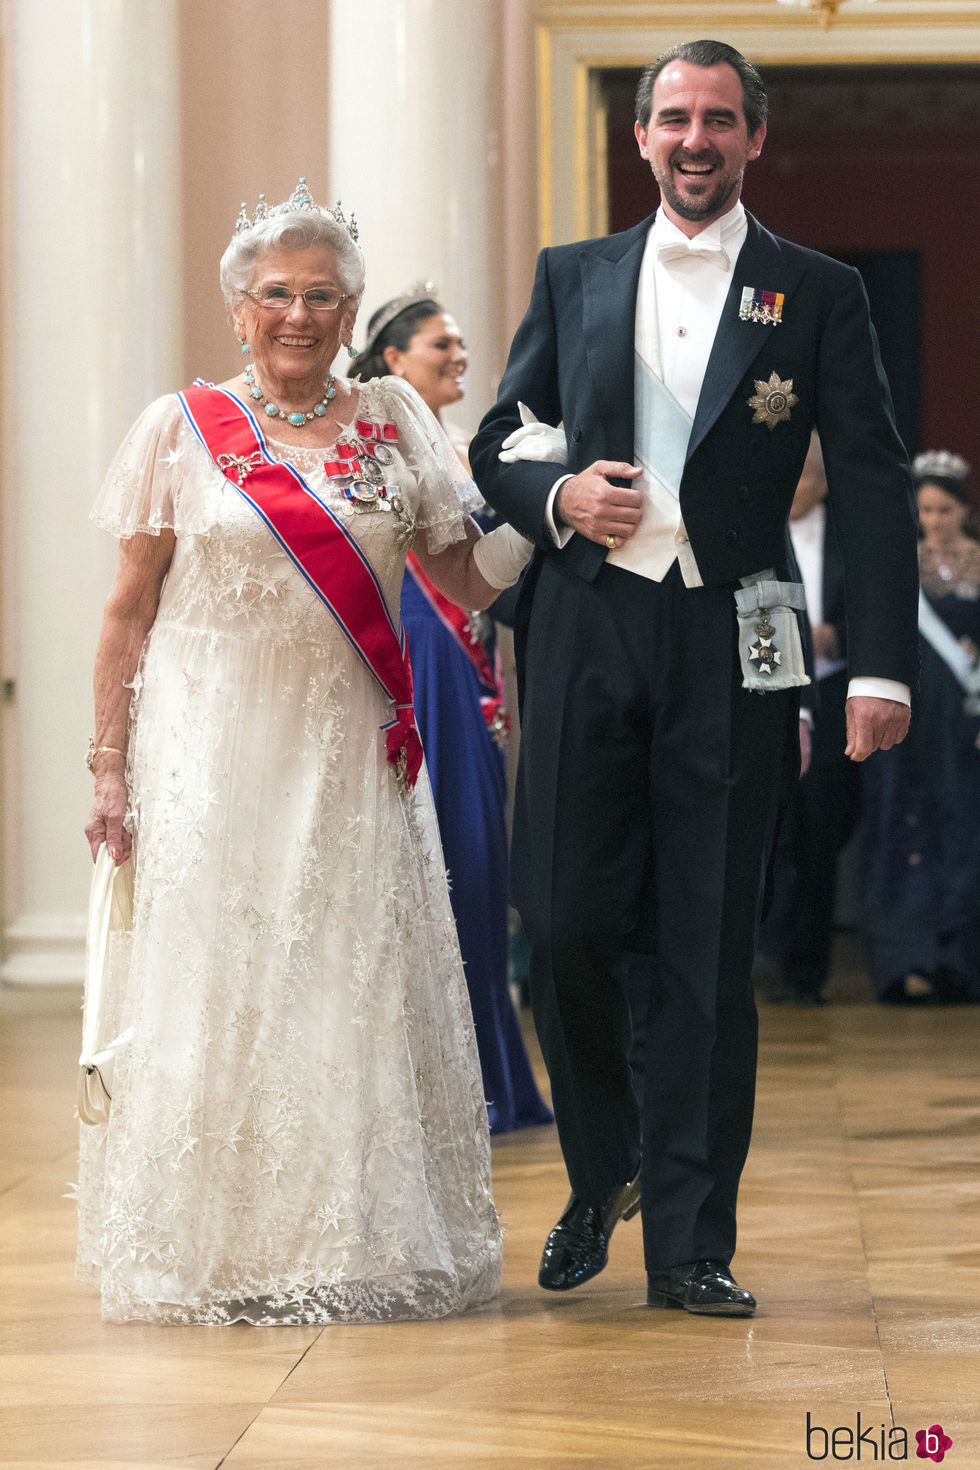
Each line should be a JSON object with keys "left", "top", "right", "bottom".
{"left": 216, "top": 450, "right": 263, "bottom": 485}
{"left": 747, "top": 372, "right": 798, "bottom": 431}
{"left": 739, "top": 287, "right": 784, "bottom": 325}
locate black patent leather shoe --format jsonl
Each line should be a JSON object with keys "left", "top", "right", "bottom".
{"left": 646, "top": 1259, "right": 756, "bottom": 1316}
{"left": 538, "top": 1170, "right": 642, "bottom": 1291}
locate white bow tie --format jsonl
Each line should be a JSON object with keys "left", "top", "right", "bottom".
{"left": 656, "top": 237, "right": 728, "bottom": 268}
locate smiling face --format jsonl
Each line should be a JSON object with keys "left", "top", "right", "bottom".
{"left": 383, "top": 313, "right": 467, "bottom": 414}
{"left": 634, "top": 60, "right": 766, "bottom": 235}
{"left": 917, "top": 482, "right": 967, "bottom": 551}
{"left": 236, "top": 245, "right": 356, "bottom": 398}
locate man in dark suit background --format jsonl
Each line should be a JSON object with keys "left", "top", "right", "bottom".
{"left": 756, "top": 432, "right": 862, "bottom": 1006}
{"left": 469, "top": 39, "right": 918, "bottom": 1316}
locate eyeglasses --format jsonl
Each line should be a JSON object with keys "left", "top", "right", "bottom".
{"left": 246, "top": 285, "right": 349, "bottom": 312}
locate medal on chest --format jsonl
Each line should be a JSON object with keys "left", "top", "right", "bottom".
{"left": 323, "top": 419, "right": 415, "bottom": 544}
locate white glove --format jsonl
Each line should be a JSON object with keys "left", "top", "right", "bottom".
{"left": 472, "top": 522, "right": 535, "bottom": 590}
{"left": 498, "top": 402, "right": 568, "bottom": 465}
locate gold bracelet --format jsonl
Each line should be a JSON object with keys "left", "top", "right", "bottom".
{"left": 85, "top": 737, "right": 126, "bottom": 773}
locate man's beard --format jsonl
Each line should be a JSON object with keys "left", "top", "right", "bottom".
{"left": 652, "top": 152, "right": 742, "bottom": 223}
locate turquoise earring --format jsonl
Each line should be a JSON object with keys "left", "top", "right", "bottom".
{"left": 347, "top": 344, "right": 357, "bottom": 359}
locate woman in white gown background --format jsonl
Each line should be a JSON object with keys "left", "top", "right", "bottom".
{"left": 77, "top": 183, "right": 529, "bottom": 1325}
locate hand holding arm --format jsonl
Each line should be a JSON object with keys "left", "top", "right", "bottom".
{"left": 554, "top": 461, "right": 644, "bottom": 546}
{"left": 84, "top": 530, "right": 175, "bottom": 863}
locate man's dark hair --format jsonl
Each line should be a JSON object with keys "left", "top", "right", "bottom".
{"left": 634, "top": 39, "right": 768, "bottom": 136}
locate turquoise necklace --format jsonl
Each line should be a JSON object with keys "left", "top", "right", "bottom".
{"left": 244, "top": 363, "right": 336, "bottom": 427}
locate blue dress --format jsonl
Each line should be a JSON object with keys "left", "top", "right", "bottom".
{"left": 861, "top": 542, "right": 980, "bottom": 1001}
{"left": 402, "top": 565, "right": 553, "bottom": 1133}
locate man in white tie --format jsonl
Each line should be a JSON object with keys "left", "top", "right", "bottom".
{"left": 469, "top": 39, "right": 918, "bottom": 1316}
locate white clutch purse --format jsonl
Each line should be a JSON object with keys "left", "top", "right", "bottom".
{"left": 78, "top": 844, "right": 135, "bottom": 1126}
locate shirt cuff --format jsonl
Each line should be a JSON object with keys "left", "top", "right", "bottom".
{"left": 545, "top": 475, "right": 575, "bottom": 548}
{"left": 847, "top": 677, "right": 911, "bottom": 706}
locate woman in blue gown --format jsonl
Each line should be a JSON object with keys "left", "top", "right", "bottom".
{"left": 862, "top": 451, "right": 980, "bottom": 1003}
{"left": 350, "top": 289, "right": 552, "bottom": 1130}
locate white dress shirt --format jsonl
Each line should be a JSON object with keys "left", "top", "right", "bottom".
{"left": 606, "top": 201, "right": 748, "bottom": 585}
{"left": 790, "top": 504, "right": 846, "bottom": 682}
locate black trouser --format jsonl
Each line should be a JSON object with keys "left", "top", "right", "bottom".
{"left": 760, "top": 668, "right": 859, "bottom": 995}
{"left": 513, "top": 559, "right": 798, "bottom": 1270}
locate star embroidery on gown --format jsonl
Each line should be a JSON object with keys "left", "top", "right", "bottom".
{"left": 160, "top": 446, "right": 183, "bottom": 468}
{"left": 257, "top": 573, "right": 288, "bottom": 601}
{"left": 352, "top": 1221, "right": 390, "bottom": 1263}
{"left": 277, "top": 1273, "right": 314, "bottom": 1314}
{"left": 160, "top": 1096, "right": 202, "bottom": 1162}
{"left": 377, "top": 1230, "right": 410, "bottom": 1271}
{"left": 270, "top": 911, "right": 305, "bottom": 957}
{"left": 220, "top": 1002, "right": 264, "bottom": 1040}
{"left": 323, "top": 1059, "right": 357, "bottom": 1091}
{"left": 239, "top": 1090, "right": 288, "bottom": 1180}
{"left": 129, "top": 1224, "right": 172, "bottom": 1269}
{"left": 158, "top": 1188, "right": 191, "bottom": 1221}
{"left": 313, "top": 1201, "right": 344, "bottom": 1236}
{"left": 205, "top": 1120, "right": 245, "bottom": 1156}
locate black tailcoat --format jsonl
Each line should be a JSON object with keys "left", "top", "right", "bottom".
{"left": 469, "top": 211, "right": 918, "bottom": 1269}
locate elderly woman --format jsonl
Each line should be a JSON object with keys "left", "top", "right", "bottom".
{"left": 79, "top": 181, "right": 528, "bottom": 1324}
{"left": 351, "top": 291, "right": 551, "bottom": 1137}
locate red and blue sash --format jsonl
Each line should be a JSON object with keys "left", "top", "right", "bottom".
{"left": 177, "top": 382, "right": 422, "bottom": 788}
{"left": 406, "top": 551, "right": 510, "bottom": 744}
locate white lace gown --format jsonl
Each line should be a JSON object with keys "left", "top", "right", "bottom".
{"left": 77, "top": 377, "right": 503, "bottom": 1324}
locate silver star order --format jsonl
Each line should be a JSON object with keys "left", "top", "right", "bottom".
{"left": 747, "top": 372, "right": 798, "bottom": 431}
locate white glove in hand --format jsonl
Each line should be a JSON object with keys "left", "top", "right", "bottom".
{"left": 472, "top": 522, "right": 535, "bottom": 589}
{"left": 498, "top": 402, "right": 567, "bottom": 464}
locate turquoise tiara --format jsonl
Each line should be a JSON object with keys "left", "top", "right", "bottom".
{"left": 233, "top": 177, "right": 359, "bottom": 245}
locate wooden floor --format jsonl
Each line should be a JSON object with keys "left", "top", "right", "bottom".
{"left": 2, "top": 939, "right": 979, "bottom": 1469}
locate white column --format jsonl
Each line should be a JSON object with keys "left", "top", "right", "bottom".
{"left": 328, "top": 0, "right": 505, "bottom": 432}
{"left": 0, "top": 0, "right": 181, "bottom": 986}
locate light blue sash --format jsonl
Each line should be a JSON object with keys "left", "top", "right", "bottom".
{"left": 633, "top": 350, "right": 692, "bottom": 502}
{"left": 918, "top": 590, "right": 978, "bottom": 694}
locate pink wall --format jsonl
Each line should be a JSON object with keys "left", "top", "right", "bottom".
{"left": 178, "top": 2, "right": 332, "bottom": 388}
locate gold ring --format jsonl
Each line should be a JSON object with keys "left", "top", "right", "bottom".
{"left": 605, "top": 534, "right": 617, "bottom": 550}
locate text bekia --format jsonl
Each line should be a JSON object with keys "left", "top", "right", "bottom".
{"left": 806, "top": 1414, "right": 909, "bottom": 1460}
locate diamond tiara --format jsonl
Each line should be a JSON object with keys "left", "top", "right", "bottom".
{"left": 913, "top": 449, "right": 970, "bottom": 483}
{"left": 365, "top": 281, "right": 441, "bottom": 352}
{"left": 233, "top": 177, "right": 359, "bottom": 245}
